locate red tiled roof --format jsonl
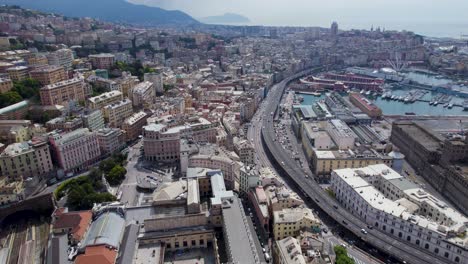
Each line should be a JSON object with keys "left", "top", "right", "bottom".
{"left": 75, "top": 245, "right": 117, "bottom": 264}
{"left": 53, "top": 210, "right": 92, "bottom": 241}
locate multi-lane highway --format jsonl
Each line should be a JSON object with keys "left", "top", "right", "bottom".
{"left": 258, "top": 68, "right": 451, "bottom": 264}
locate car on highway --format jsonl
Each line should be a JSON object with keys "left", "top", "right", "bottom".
{"left": 342, "top": 220, "right": 348, "bottom": 225}
{"left": 361, "top": 228, "right": 368, "bottom": 234}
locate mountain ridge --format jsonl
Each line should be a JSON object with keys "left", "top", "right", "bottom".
{"left": 199, "top": 13, "right": 251, "bottom": 25}
{"left": 2, "top": 0, "right": 199, "bottom": 25}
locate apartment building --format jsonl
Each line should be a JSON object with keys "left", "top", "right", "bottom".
{"left": 0, "top": 179, "right": 24, "bottom": 206}
{"left": 0, "top": 78, "right": 12, "bottom": 93}
{"left": 87, "top": 90, "right": 123, "bottom": 110}
{"left": 89, "top": 53, "right": 115, "bottom": 69}
{"left": 49, "top": 128, "right": 101, "bottom": 172}
{"left": 144, "top": 72, "right": 163, "bottom": 94}
{"left": 7, "top": 66, "right": 29, "bottom": 81}
{"left": 132, "top": 81, "right": 153, "bottom": 107}
{"left": 273, "top": 207, "right": 320, "bottom": 240}
{"left": 29, "top": 65, "right": 67, "bottom": 85}
{"left": 102, "top": 99, "right": 133, "bottom": 128}
{"left": 46, "top": 48, "right": 74, "bottom": 70}
{"left": 122, "top": 111, "right": 148, "bottom": 141}
{"left": 233, "top": 138, "right": 255, "bottom": 166}
{"left": 96, "top": 128, "right": 125, "bottom": 155}
{"left": 0, "top": 139, "right": 53, "bottom": 181}
{"left": 40, "top": 77, "right": 86, "bottom": 106}
{"left": 331, "top": 164, "right": 467, "bottom": 264}
{"left": 82, "top": 110, "right": 105, "bottom": 131}
{"left": 143, "top": 117, "right": 217, "bottom": 163}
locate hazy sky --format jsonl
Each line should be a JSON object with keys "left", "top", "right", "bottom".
{"left": 129, "top": 0, "right": 468, "bottom": 37}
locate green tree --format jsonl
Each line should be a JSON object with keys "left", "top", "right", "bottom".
{"left": 334, "top": 246, "right": 355, "bottom": 264}
{"left": 99, "top": 159, "right": 117, "bottom": 173}
{"left": 106, "top": 165, "right": 127, "bottom": 186}
{"left": 0, "top": 91, "right": 22, "bottom": 108}
{"left": 12, "top": 78, "right": 41, "bottom": 100}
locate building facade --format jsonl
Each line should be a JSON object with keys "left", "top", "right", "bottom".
{"left": 102, "top": 99, "right": 133, "bottom": 128}
{"left": 331, "top": 164, "right": 467, "bottom": 264}
{"left": 0, "top": 139, "right": 53, "bottom": 181}
{"left": 29, "top": 65, "right": 67, "bottom": 85}
{"left": 0, "top": 78, "right": 12, "bottom": 93}
{"left": 89, "top": 53, "right": 115, "bottom": 69}
{"left": 7, "top": 66, "right": 29, "bottom": 81}
{"left": 40, "top": 78, "right": 86, "bottom": 106}
{"left": 122, "top": 111, "right": 148, "bottom": 142}
{"left": 87, "top": 90, "right": 123, "bottom": 110}
{"left": 96, "top": 128, "right": 125, "bottom": 155}
{"left": 49, "top": 128, "right": 101, "bottom": 172}
{"left": 46, "top": 48, "right": 74, "bottom": 70}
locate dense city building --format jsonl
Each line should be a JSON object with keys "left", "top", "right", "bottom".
{"left": 102, "top": 99, "right": 133, "bottom": 128}
{"left": 0, "top": 138, "right": 53, "bottom": 181}
{"left": 89, "top": 53, "right": 115, "bottom": 69}
{"left": 40, "top": 77, "right": 86, "bottom": 106}
{"left": 48, "top": 128, "right": 101, "bottom": 172}
{"left": 331, "top": 164, "right": 467, "bottom": 263}
{"left": 88, "top": 90, "right": 123, "bottom": 110}
{"left": 29, "top": 65, "right": 68, "bottom": 85}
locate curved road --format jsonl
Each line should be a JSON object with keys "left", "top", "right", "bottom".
{"left": 258, "top": 68, "right": 451, "bottom": 264}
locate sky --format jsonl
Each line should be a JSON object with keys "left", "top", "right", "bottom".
{"left": 128, "top": 0, "right": 468, "bottom": 38}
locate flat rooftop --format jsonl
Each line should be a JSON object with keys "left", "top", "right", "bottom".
{"left": 222, "top": 197, "right": 260, "bottom": 264}
{"left": 394, "top": 122, "right": 441, "bottom": 151}
{"left": 125, "top": 205, "right": 187, "bottom": 224}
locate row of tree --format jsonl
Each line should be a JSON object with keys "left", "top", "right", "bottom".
{"left": 0, "top": 78, "right": 41, "bottom": 108}
{"left": 334, "top": 245, "right": 355, "bottom": 264}
{"left": 54, "top": 153, "right": 128, "bottom": 210}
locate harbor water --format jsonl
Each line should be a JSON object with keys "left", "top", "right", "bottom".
{"left": 299, "top": 91, "right": 468, "bottom": 116}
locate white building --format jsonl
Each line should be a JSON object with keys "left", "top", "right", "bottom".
{"left": 144, "top": 72, "right": 163, "bottom": 95}
{"left": 46, "top": 48, "right": 74, "bottom": 70}
{"left": 102, "top": 99, "right": 133, "bottom": 128}
{"left": 82, "top": 110, "right": 105, "bottom": 131}
{"left": 49, "top": 128, "right": 101, "bottom": 172}
{"left": 239, "top": 166, "right": 260, "bottom": 196}
{"left": 331, "top": 164, "right": 467, "bottom": 264}
{"left": 325, "top": 119, "right": 356, "bottom": 150}
{"left": 96, "top": 128, "right": 124, "bottom": 155}
{"left": 88, "top": 90, "right": 123, "bottom": 110}
{"left": 132, "top": 81, "right": 154, "bottom": 107}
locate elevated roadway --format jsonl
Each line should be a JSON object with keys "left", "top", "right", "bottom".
{"left": 260, "top": 68, "right": 451, "bottom": 264}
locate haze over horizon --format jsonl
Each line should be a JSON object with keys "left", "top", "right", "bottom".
{"left": 129, "top": 0, "right": 468, "bottom": 38}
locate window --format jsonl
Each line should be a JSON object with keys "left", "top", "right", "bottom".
{"left": 425, "top": 244, "right": 429, "bottom": 249}
{"left": 183, "top": 241, "right": 188, "bottom": 247}
{"left": 435, "top": 248, "right": 439, "bottom": 254}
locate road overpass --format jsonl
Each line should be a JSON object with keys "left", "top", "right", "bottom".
{"left": 259, "top": 68, "right": 451, "bottom": 264}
